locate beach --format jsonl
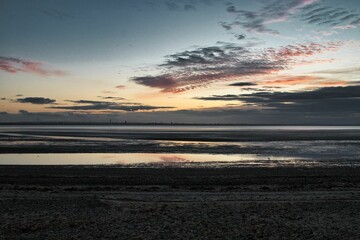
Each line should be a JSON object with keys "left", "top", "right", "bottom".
{"left": 1, "top": 166, "right": 360, "bottom": 239}
{"left": 1, "top": 125, "right": 360, "bottom": 239}
{"left": 2, "top": 0, "right": 360, "bottom": 238}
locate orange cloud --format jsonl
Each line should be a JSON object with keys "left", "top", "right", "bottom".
{"left": 262, "top": 75, "right": 348, "bottom": 87}
{"left": 318, "top": 81, "right": 348, "bottom": 86}
{"left": 263, "top": 76, "right": 316, "bottom": 85}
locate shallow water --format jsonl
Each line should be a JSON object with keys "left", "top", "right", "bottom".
{"left": 0, "top": 152, "right": 359, "bottom": 167}
{"left": 1, "top": 125, "right": 360, "bottom": 167}
{"left": 1, "top": 125, "right": 360, "bottom": 131}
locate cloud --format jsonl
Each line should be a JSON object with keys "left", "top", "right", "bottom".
{"left": 265, "top": 42, "right": 341, "bottom": 59}
{"left": 260, "top": 75, "right": 347, "bottom": 86}
{"left": 192, "top": 85, "right": 360, "bottom": 124}
{"left": 98, "top": 96, "right": 126, "bottom": 101}
{"left": 131, "top": 41, "right": 342, "bottom": 93}
{"left": 263, "top": 76, "right": 317, "bottom": 85}
{"left": 16, "top": 97, "right": 56, "bottom": 105}
{"left": 0, "top": 56, "right": 66, "bottom": 76}
{"left": 195, "top": 85, "right": 360, "bottom": 104}
{"left": 301, "top": 4, "right": 360, "bottom": 28}
{"left": 115, "top": 85, "right": 126, "bottom": 89}
{"left": 132, "top": 75, "right": 178, "bottom": 90}
{"left": 3, "top": 100, "right": 359, "bottom": 125}
{"left": 50, "top": 100, "right": 173, "bottom": 112}
{"left": 222, "top": 0, "right": 319, "bottom": 34}
{"left": 235, "top": 34, "right": 246, "bottom": 40}
{"left": 3, "top": 86, "right": 360, "bottom": 124}
{"left": 228, "top": 82, "right": 257, "bottom": 87}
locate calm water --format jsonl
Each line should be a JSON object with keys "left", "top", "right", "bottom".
{"left": 1, "top": 125, "right": 360, "bottom": 131}
{"left": 1, "top": 125, "right": 360, "bottom": 167}
{"left": 1, "top": 153, "right": 358, "bottom": 167}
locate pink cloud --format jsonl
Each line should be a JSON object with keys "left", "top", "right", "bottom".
{"left": 262, "top": 75, "right": 348, "bottom": 87}
{"left": 263, "top": 76, "right": 316, "bottom": 85}
{"left": 267, "top": 42, "right": 342, "bottom": 59}
{"left": 132, "top": 41, "right": 343, "bottom": 93}
{"left": 0, "top": 56, "right": 66, "bottom": 76}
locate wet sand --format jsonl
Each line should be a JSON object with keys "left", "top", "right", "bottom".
{"left": 1, "top": 166, "right": 360, "bottom": 239}
{"left": 1, "top": 128, "right": 360, "bottom": 154}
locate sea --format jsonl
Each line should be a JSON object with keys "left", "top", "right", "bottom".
{"left": 0, "top": 125, "right": 360, "bottom": 167}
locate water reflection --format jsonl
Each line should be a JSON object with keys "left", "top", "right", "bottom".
{"left": 0, "top": 153, "right": 248, "bottom": 165}
{"left": 0, "top": 153, "right": 359, "bottom": 167}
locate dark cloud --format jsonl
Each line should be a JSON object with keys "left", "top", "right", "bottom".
{"left": 222, "top": 0, "right": 318, "bottom": 34}
{"left": 219, "top": 22, "right": 232, "bottom": 30}
{"left": 131, "top": 41, "right": 341, "bottom": 93}
{"left": 160, "top": 44, "right": 248, "bottom": 67}
{"left": 301, "top": 5, "right": 360, "bottom": 27}
{"left": 2, "top": 103, "right": 359, "bottom": 125}
{"left": 16, "top": 97, "right": 56, "bottom": 105}
{"left": 235, "top": 34, "right": 246, "bottom": 40}
{"left": 194, "top": 85, "right": 360, "bottom": 117}
{"left": 196, "top": 85, "right": 360, "bottom": 102}
{"left": 50, "top": 100, "right": 173, "bottom": 112}
{"left": 115, "top": 85, "right": 126, "bottom": 89}
{"left": 66, "top": 100, "right": 103, "bottom": 104}
{"left": 3, "top": 87, "right": 360, "bottom": 124}
{"left": 228, "top": 82, "right": 257, "bottom": 87}
{"left": 0, "top": 56, "right": 66, "bottom": 76}
{"left": 132, "top": 75, "right": 178, "bottom": 89}
{"left": 98, "top": 96, "right": 126, "bottom": 101}
{"left": 192, "top": 86, "right": 360, "bottom": 123}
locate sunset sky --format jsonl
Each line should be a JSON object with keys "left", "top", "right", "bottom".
{"left": 1, "top": 0, "right": 360, "bottom": 124}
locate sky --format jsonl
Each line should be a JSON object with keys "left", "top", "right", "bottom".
{"left": 0, "top": 0, "right": 360, "bottom": 124}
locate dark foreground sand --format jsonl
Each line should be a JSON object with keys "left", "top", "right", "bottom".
{"left": 1, "top": 166, "right": 360, "bottom": 239}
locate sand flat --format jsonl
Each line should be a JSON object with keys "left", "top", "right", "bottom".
{"left": 1, "top": 166, "right": 360, "bottom": 239}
